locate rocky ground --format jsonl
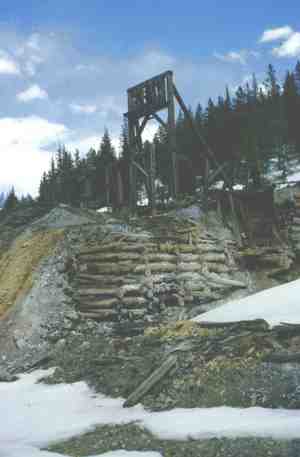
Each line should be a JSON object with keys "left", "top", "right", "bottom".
{"left": 1, "top": 202, "right": 300, "bottom": 456}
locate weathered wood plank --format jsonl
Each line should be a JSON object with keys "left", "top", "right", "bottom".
{"left": 79, "top": 310, "right": 119, "bottom": 321}
{"left": 79, "top": 253, "right": 141, "bottom": 263}
{"left": 78, "top": 288, "right": 118, "bottom": 296}
{"left": 124, "top": 354, "right": 177, "bottom": 408}
{"left": 78, "top": 243, "right": 155, "bottom": 256}
{"left": 195, "top": 319, "right": 269, "bottom": 330}
{"left": 79, "top": 298, "right": 119, "bottom": 308}
{"left": 263, "top": 352, "right": 300, "bottom": 363}
{"left": 134, "top": 263, "right": 176, "bottom": 273}
{"left": 123, "top": 297, "right": 147, "bottom": 307}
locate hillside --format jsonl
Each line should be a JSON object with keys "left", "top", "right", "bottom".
{"left": 1, "top": 198, "right": 300, "bottom": 456}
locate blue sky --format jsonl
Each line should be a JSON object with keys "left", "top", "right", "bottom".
{"left": 0, "top": 1, "right": 299, "bottom": 195}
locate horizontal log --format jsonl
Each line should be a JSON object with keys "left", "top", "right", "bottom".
{"left": 87, "top": 263, "right": 134, "bottom": 275}
{"left": 263, "top": 352, "right": 300, "bottom": 363}
{"left": 77, "top": 274, "right": 136, "bottom": 286}
{"left": 147, "top": 253, "right": 177, "bottom": 263}
{"left": 280, "top": 322, "right": 300, "bottom": 328}
{"left": 177, "top": 272, "right": 203, "bottom": 282}
{"left": 79, "top": 298, "right": 119, "bottom": 308}
{"left": 178, "top": 262, "right": 201, "bottom": 272}
{"left": 201, "top": 253, "right": 226, "bottom": 263}
{"left": 202, "top": 271, "right": 247, "bottom": 288}
{"left": 293, "top": 217, "right": 300, "bottom": 225}
{"left": 198, "top": 245, "right": 224, "bottom": 254}
{"left": 179, "top": 254, "right": 199, "bottom": 262}
{"left": 78, "top": 288, "right": 118, "bottom": 296}
{"left": 150, "top": 273, "right": 177, "bottom": 284}
{"left": 134, "top": 263, "right": 176, "bottom": 273}
{"left": 128, "top": 308, "right": 147, "bottom": 318}
{"left": 195, "top": 319, "right": 269, "bottom": 330}
{"left": 79, "top": 252, "right": 141, "bottom": 263}
{"left": 122, "top": 297, "right": 147, "bottom": 307}
{"left": 79, "top": 310, "right": 119, "bottom": 321}
{"left": 120, "top": 284, "right": 142, "bottom": 295}
{"left": 291, "top": 226, "right": 300, "bottom": 233}
{"left": 206, "top": 263, "right": 230, "bottom": 274}
{"left": 158, "top": 244, "right": 198, "bottom": 254}
{"left": 78, "top": 243, "right": 156, "bottom": 255}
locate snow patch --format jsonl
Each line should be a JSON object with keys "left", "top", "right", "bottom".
{"left": 3, "top": 368, "right": 300, "bottom": 456}
{"left": 193, "top": 278, "right": 300, "bottom": 326}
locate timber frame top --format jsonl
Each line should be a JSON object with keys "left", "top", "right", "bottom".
{"left": 125, "top": 71, "right": 172, "bottom": 121}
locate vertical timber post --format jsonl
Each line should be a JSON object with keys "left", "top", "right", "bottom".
{"left": 128, "top": 109, "right": 139, "bottom": 213}
{"left": 166, "top": 72, "right": 177, "bottom": 200}
{"left": 149, "top": 142, "right": 156, "bottom": 215}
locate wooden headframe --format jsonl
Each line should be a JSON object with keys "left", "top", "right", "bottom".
{"left": 124, "top": 70, "right": 232, "bottom": 211}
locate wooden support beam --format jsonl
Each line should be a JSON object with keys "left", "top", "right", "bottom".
{"left": 208, "top": 162, "right": 228, "bottom": 185}
{"left": 151, "top": 113, "right": 168, "bottom": 129}
{"left": 137, "top": 115, "right": 150, "bottom": 139}
{"left": 132, "top": 160, "right": 148, "bottom": 178}
{"left": 167, "top": 72, "right": 177, "bottom": 199}
{"left": 173, "top": 83, "right": 232, "bottom": 190}
{"left": 228, "top": 192, "right": 242, "bottom": 247}
{"left": 148, "top": 142, "right": 156, "bottom": 214}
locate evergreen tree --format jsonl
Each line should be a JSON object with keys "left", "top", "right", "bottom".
{"left": 4, "top": 187, "right": 18, "bottom": 211}
{"left": 283, "top": 71, "right": 298, "bottom": 145}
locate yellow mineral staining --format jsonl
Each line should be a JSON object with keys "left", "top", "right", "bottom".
{"left": 145, "top": 320, "right": 219, "bottom": 339}
{"left": 0, "top": 229, "right": 64, "bottom": 316}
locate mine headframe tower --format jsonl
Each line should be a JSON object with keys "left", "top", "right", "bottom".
{"left": 124, "top": 70, "right": 232, "bottom": 212}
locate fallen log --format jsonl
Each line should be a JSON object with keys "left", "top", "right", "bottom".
{"left": 195, "top": 319, "right": 269, "bottom": 331}
{"left": 273, "top": 322, "right": 300, "bottom": 336}
{"left": 124, "top": 354, "right": 177, "bottom": 408}
{"left": 201, "top": 270, "right": 247, "bottom": 289}
{"left": 263, "top": 352, "right": 300, "bottom": 363}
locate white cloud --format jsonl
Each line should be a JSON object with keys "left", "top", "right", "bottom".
{"left": 0, "top": 116, "right": 68, "bottom": 196}
{"left": 260, "top": 26, "right": 294, "bottom": 43}
{"left": 213, "top": 50, "right": 255, "bottom": 65}
{"left": 143, "top": 120, "right": 158, "bottom": 142}
{"left": 230, "top": 74, "right": 267, "bottom": 96}
{"left": 66, "top": 135, "right": 100, "bottom": 153}
{"left": 69, "top": 103, "right": 98, "bottom": 114}
{"left": 66, "top": 133, "right": 120, "bottom": 155}
{"left": 26, "top": 33, "right": 41, "bottom": 52}
{"left": 17, "top": 84, "right": 48, "bottom": 102}
{"left": 0, "top": 51, "right": 20, "bottom": 75}
{"left": 272, "top": 32, "right": 300, "bottom": 57}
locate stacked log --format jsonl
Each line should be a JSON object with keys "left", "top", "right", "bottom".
{"left": 290, "top": 190, "right": 300, "bottom": 253}
{"left": 73, "top": 218, "right": 248, "bottom": 325}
